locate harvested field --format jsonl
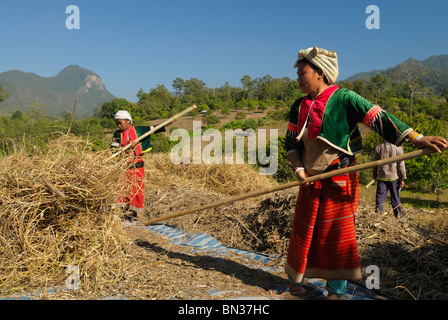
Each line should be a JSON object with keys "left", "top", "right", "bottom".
{"left": 143, "top": 153, "right": 448, "bottom": 300}
{"left": 141, "top": 185, "right": 448, "bottom": 300}
{"left": 0, "top": 146, "right": 446, "bottom": 300}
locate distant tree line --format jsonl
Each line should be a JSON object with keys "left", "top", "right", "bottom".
{"left": 95, "top": 75, "right": 303, "bottom": 125}
{"left": 338, "top": 73, "right": 448, "bottom": 121}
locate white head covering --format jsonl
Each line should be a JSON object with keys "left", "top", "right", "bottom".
{"left": 114, "top": 110, "right": 133, "bottom": 124}
{"left": 294, "top": 46, "right": 339, "bottom": 84}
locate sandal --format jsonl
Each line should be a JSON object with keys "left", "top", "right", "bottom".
{"left": 268, "top": 283, "right": 305, "bottom": 296}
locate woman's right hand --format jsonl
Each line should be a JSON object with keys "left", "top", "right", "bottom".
{"left": 295, "top": 167, "right": 309, "bottom": 181}
{"left": 412, "top": 135, "right": 448, "bottom": 153}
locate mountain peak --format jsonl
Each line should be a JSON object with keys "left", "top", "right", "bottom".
{"left": 422, "top": 54, "right": 448, "bottom": 71}
{"left": 56, "top": 64, "right": 97, "bottom": 79}
{"left": 343, "top": 54, "right": 448, "bottom": 94}
{"left": 403, "top": 57, "right": 422, "bottom": 65}
{"left": 0, "top": 65, "right": 115, "bottom": 116}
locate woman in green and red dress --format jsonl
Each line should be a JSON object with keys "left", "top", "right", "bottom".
{"left": 112, "top": 110, "right": 152, "bottom": 219}
{"left": 284, "top": 46, "right": 448, "bottom": 299}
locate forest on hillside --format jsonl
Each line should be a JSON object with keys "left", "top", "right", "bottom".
{"left": 1, "top": 70, "right": 448, "bottom": 191}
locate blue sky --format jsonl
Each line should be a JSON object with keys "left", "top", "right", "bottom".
{"left": 1, "top": 0, "right": 447, "bottom": 103}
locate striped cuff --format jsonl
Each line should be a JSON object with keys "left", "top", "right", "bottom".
{"left": 396, "top": 128, "right": 413, "bottom": 146}
{"left": 288, "top": 122, "right": 298, "bottom": 132}
{"left": 363, "top": 106, "right": 383, "bottom": 127}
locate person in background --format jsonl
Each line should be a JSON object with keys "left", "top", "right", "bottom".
{"left": 111, "top": 110, "right": 153, "bottom": 221}
{"left": 284, "top": 46, "right": 448, "bottom": 300}
{"left": 373, "top": 142, "right": 406, "bottom": 218}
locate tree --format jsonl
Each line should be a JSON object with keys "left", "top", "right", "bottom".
{"left": 254, "top": 75, "right": 273, "bottom": 101}
{"left": 184, "top": 78, "right": 206, "bottom": 96}
{"left": 97, "top": 98, "right": 134, "bottom": 119}
{"left": 396, "top": 61, "right": 426, "bottom": 117}
{"left": 441, "top": 88, "right": 448, "bottom": 102}
{"left": 235, "top": 112, "right": 246, "bottom": 120}
{"left": 206, "top": 114, "right": 220, "bottom": 126}
{"left": 404, "top": 72, "right": 422, "bottom": 117}
{"left": 11, "top": 110, "right": 23, "bottom": 121}
{"left": 137, "top": 85, "right": 173, "bottom": 120}
{"left": 351, "top": 79, "right": 370, "bottom": 98}
{"left": 258, "top": 101, "right": 268, "bottom": 111}
{"left": 27, "top": 103, "right": 49, "bottom": 120}
{"left": 215, "top": 82, "right": 232, "bottom": 108}
{"left": 370, "top": 74, "right": 388, "bottom": 104}
{"left": 241, "top": 75, "right": 255, "bottom": 99}
{"left": 172, "top": 78, "right": 185, "bottom": 97}
{"left": 0, "top": 84, "right": 9, "bottom": 105}
{"left": 284, "top": 79, "right": 301, "bottom": 103}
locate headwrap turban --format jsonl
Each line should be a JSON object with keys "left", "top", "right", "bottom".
{"left": 294, "top": 46, "right": 339, "bottom": 84}
{"left": 115, "top": 110, "right": 133, "bottom": 124}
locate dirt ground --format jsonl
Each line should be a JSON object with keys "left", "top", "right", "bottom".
{"left": 111, "top": 183, "right": 447, "bottom": 301}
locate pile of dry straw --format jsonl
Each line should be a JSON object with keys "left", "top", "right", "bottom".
{"left": 0, "top": 136, "right": 133, "bottom": 297}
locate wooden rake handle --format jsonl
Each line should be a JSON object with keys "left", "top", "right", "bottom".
{"left": 107, "top": 105, "right": 197, "bottom": 161}
{"left": 142, "top": 148, "right": 437, "bottom": 226}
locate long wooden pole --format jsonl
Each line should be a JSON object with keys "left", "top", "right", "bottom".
{"left": 66, "top": 98, "right": 77, "bottom": 135}
{"left": 107, "top": 105, "right": 197, "bottom": 161}
{"left": 142, "top": 147, "right": 438, "bottom": 225}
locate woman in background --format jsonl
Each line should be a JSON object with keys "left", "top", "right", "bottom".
{"left": 112, "top": 110, "right": 152, "bottom": 220}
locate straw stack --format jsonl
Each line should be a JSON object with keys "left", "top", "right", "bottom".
{"left": 0, "top": 136, "right": 133, "bottom": 296}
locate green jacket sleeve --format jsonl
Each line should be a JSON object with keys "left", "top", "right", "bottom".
{"left": 342, "top": 89, "right": 412, "bottom": 145}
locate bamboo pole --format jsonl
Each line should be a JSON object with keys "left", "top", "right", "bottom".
{"left": 66, "top": 98, "right": 77, "bottom": 135}
{"left": 365, "top": 179, "right": 376, "bottom": 189}
{"left": 107, "top": 105, "right": 197, "bottom": 161}
{"left": 142, "top": 147, "right": 438, "bottom": 226}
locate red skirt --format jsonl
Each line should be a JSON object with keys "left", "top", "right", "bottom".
{"left": 117, "top": 165, "right": 145, "bottom": 214}
{"left": 285, "top": 162, "right": 361, "bottom": 282}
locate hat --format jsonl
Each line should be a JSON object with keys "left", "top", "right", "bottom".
{"left": 114, "top": 110, "right": 133, "bottom": 124}
{"left": 294, "top": 46, "right": 339, "bottom": 84}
